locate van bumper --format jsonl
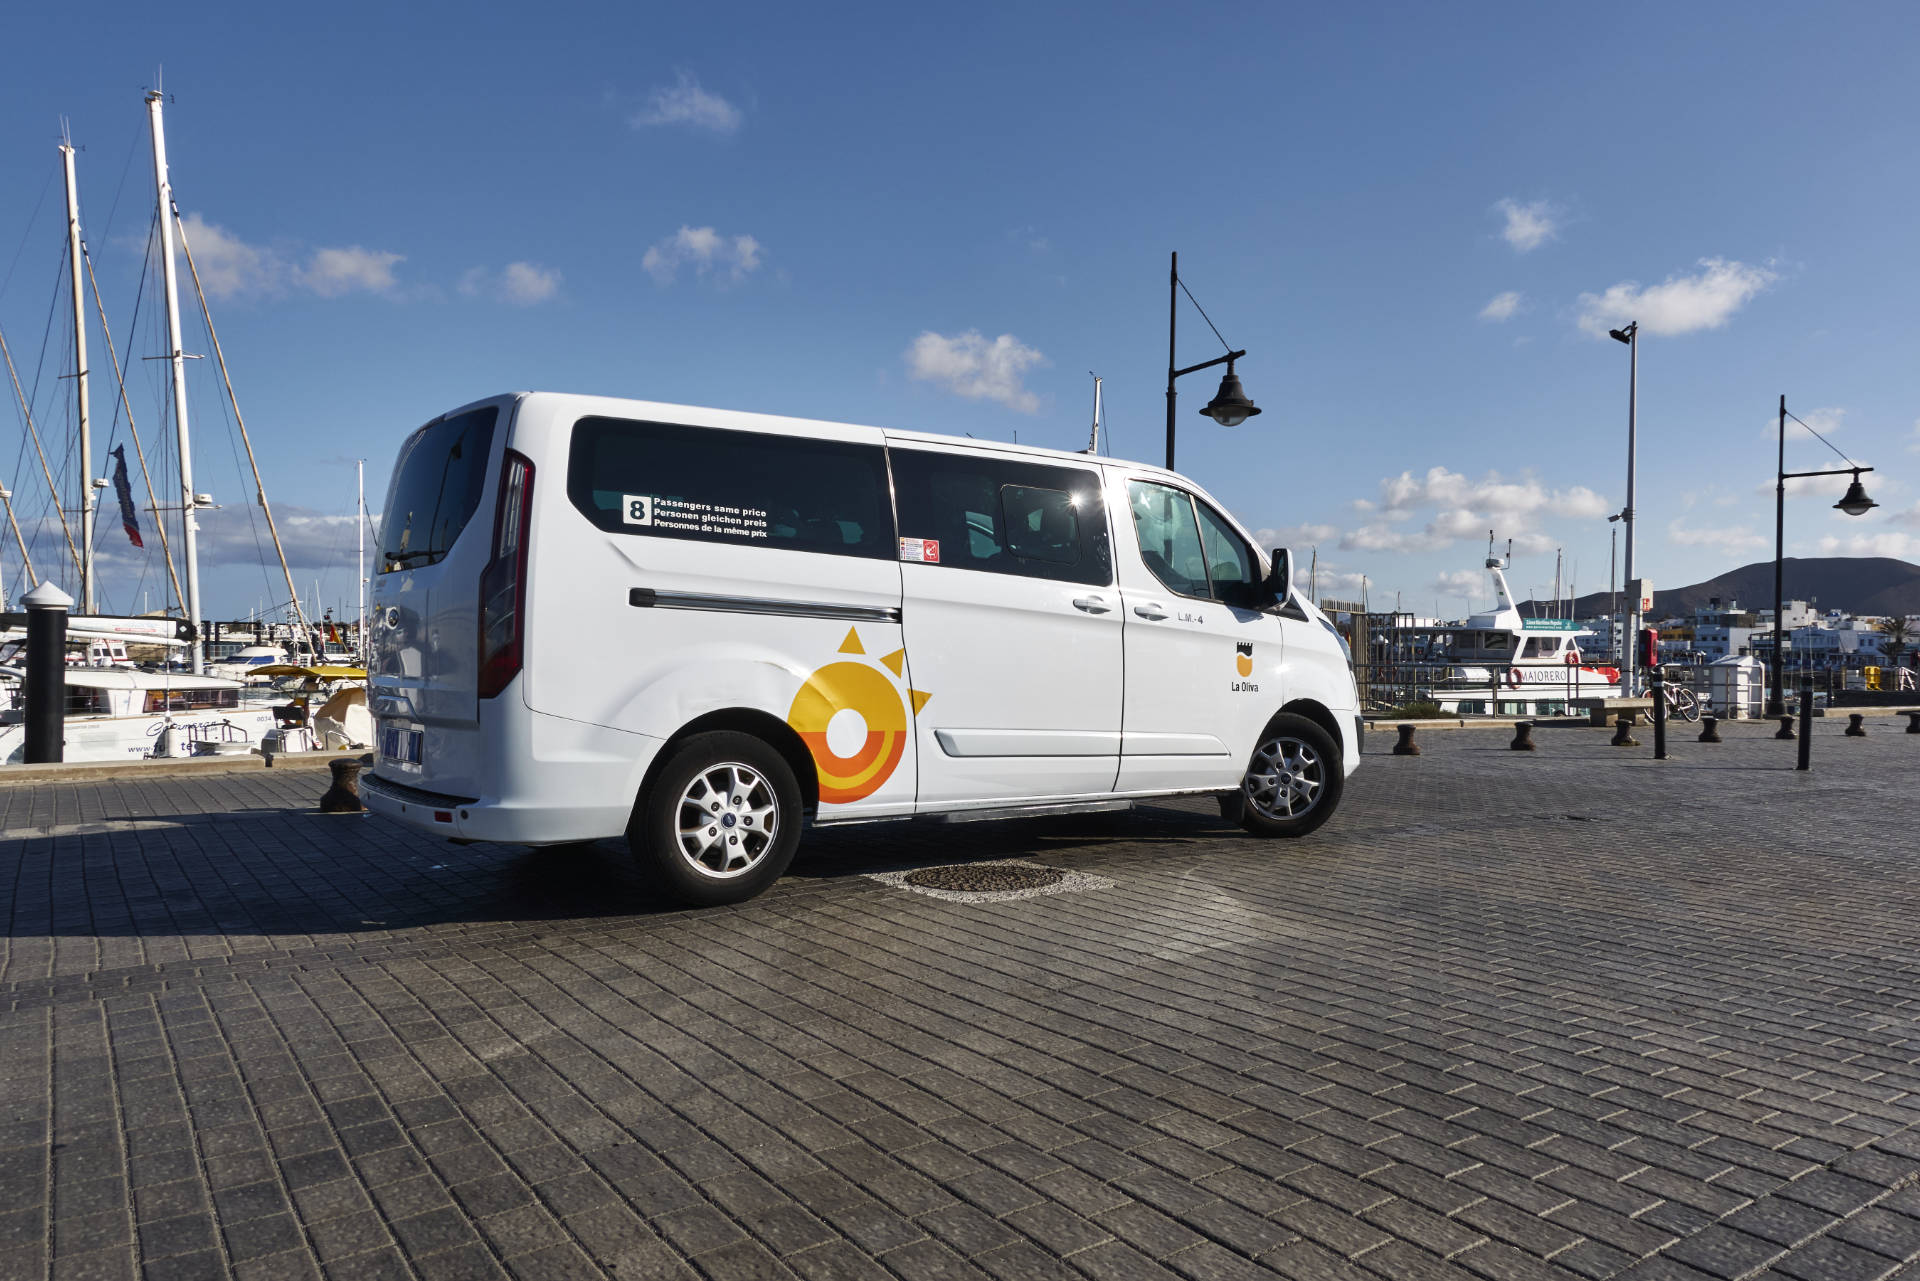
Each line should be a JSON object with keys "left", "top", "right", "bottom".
{"left": 363, "top": 714, "right": 665, "bottom": 846}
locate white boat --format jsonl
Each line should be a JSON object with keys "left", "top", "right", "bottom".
{"left": 0, "top": 666, "right": 275, "bottom": 763}
{"left": 207, "top": 643, "right": 289, "bottom": 683}
{"left": 1421, "top": 554, "right": 1621, "bottom": 716}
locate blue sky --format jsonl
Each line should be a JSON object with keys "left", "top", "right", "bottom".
{"left": 0, "top": 2, "right": 1915, "bottom": 620}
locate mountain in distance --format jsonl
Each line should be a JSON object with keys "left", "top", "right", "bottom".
{"left": 1516, "top": 557, "right": 1920, "bottom": 620}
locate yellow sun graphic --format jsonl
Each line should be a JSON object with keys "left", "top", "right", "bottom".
{"left": 786, "top": 628, "right": 929, "bottom": 803}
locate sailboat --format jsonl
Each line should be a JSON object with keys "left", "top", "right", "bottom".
{"left": 0, "top": 95, "right": 328, "bottom": 760}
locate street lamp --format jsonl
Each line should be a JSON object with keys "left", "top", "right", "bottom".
{"left": 1768, "top": 393, "right": 1877, "bottom": 715}
{"left": 1164, "top": 251, "right": 1259, "bottom": 471}
{"left": 1607, "top": 322, "right": 1640, "bottom": 696}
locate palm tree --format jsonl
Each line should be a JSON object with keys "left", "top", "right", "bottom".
{"left": 1880, "top": 615, "right": 1912, "bottom": 671}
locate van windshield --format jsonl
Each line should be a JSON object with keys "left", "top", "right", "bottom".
{"left": 379, "top": 407, "right": 498, "bottom": 573}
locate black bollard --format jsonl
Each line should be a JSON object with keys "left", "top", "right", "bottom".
{"left": 319, "top": 757, "right": 365, "bottom": 813}
{"left": 22, "top": 582, "right": 71, "bottom": 764}
{"left": 1510, "top": 721, "right": 1536, "bottom": 751}
{"left": 1908, "top": 710, "right": 1920, "bottom": 735}
{"left": 1847, "top": 713, "right": 1867, "bottom": 737}
{"left": 1610, "top": 714, "right": 1640, "bottom": 748}
{"left": 1698, "top": 715, "right": 1722, "bottom": 744}
{"left": 1797, "top": 678, "right": 1814, "bottom": 772}
{"left": 1392, "top": 723, "right": 1420, "bottom": 756}
{"left": 1776, "top": 715, "right": 1795, "bottom": 740}
{"left": 1650, "top": 669, "right": 1668, "bottom": 761}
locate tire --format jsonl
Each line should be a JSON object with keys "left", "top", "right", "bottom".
{"left": 628, "top": 731, "right": 802, "bottom": 907}
{"left": 1670, "top": 688, "right": 1701, "bottom": 722}
{"left": 1234, "top": 713, "right": 1345, "bottom": 838}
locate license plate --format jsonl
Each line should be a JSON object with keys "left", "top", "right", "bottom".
{"left": 380, "top": 725, "right": 422, "bottom": 765}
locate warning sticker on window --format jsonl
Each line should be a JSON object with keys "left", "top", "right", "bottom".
{"left": 899, "top": 537, "right": 940, "bottom": 564}
{"left": 622, "top": 494, "right": 654, "bottom": 526}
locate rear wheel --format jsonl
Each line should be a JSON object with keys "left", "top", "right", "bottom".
{"left": 629, "top": 731, "right": 801, "bottom": 906}
{"left": 1669, "top": 686, "right": 1701, "bottom": 722}
{"left": 1233, "top": 713, "right": 1344, "bottom": 838}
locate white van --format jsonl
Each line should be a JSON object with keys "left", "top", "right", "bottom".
{"left": 364, "top": 392, "right": 1362, "bottom": 905}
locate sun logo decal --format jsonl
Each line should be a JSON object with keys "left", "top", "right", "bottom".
{"left": 1235, "top": 642, "right": 1254, "bottom": 677}
{"left": 786, "top": 628, "right": 930, "bottom": 803}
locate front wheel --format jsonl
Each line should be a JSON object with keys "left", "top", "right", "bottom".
{"left": 1669, "top": 687, "right": 1701, "bottom": 722}
{"left": 629, "top": 731, "right": 802, "bottom": 907}
{"left": 1233, "top": 713, "right": 1345, "bottom": 838}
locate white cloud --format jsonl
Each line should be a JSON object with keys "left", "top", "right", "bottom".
{"left": 1428, "top": 509, "right": 1485, "bottom": 540}
{"left": 1508, "top": 532, "right": 1555, "bottom": 555}
{"left": 1668, "top": 519, "right": 1767, "bottom": 556}
{"left": 176, "top": 213, "right": 283, "bottom": 298}
{"left": 1312, "top": 570, "right": 1371, "bottom": 600}
{"left": 1817, "top": 531, "right": 1920, "bottom": 560}
{"left": 175, "top": 214, "right": 404, "bottom": 300}
{"left": 1495, "top": 199, "right": 1557, "bottom": 253}
{"left": 1576, "top": 257, "right": 1776, "bottom": 338}
{"left": 1339, "top": 524, "right": 1434, "bottom": 554}
{"left": 1479, "top": 291, "right": 1523, "bottom": 321}
{"left": 642, "top": 226, "right": 763, "bottom": 285}
{"left": 300, "top": 246, "right": 403, "bottom": 298}
{"left": 904, "top": 331, "right": 1046, "bottom": 413}
{"left": 1432, "top": 569, "right": 1484, "bottom": 597}
{"left": 460, "top": 262, "right": 562, "bottom": 305}
{"left": 1373, "top": 466, "right": 1609, "bottom": 520}
{"left": 1252, "top": 523, "right": 1338, "bottom": 548}
{"left": 1768, "top": 405, "right": 1844, "bottom": 441}
{"left": 630, "top": 71, "right": 742, "bottom": 134}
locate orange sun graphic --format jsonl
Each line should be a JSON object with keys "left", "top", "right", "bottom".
{"left": 786, "top": 628, "right": 929, "bottom": 803}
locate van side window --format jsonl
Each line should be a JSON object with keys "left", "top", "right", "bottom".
{"left": 1194, "top": 501, "right": 1258, "bottom": 609}
{"left": 890, "top": 451, "right": 1110, "bottom": 586}
{"left": 567, "top": 417, "right": 893, "bottom": 559}
{"left": 1128, "top": 482, "right": 1210, "bottom": 597}
{"left": 379, "top": 407, "right": 498, "bottom": 573}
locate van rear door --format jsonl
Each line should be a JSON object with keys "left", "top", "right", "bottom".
{"left": 369, "top": 401, "right": 504, "bottom": 794}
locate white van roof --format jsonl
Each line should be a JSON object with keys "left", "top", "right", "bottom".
{"left": 462, "top": 390, "right": 1188, "bottom": 483}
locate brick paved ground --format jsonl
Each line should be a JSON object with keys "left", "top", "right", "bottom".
{"left": 1, "top": 718, "right": 1919, "bottom": 1280}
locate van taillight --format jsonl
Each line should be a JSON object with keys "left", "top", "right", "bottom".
{"left": 477, "top": 450, "right": 534, "bottom": 699}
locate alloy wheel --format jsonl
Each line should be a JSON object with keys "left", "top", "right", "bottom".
{"left": 1244, "top": 735, "right": 1325, "bottom": 821}
{"left": 675, "top": 762, "right": 779, "bottom": 879}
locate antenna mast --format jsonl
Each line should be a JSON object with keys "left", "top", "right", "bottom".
{"left": 1085, "top": 374, "right": 1103, "bottom": 453}
{"left": 147, "top": 89, "right": 204, "bottom": 672}
{"left": 60, "top": 125, "right": 97, "bottom": 612}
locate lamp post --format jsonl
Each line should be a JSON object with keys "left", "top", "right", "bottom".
{"left": 1164, "top": 251, "right": 1260, "bottom": 472}
{"left": 1607, "top": 322, "right": 1640, "bottom": 696}
{"left": 1768, "top": 393, "right": 1877, "bottom": 715}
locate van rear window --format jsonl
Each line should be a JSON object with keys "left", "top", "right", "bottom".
{"left": 378, "top": 407, "right": 499, "bottom": 573}
{"left": 567, "top": 417, "right": 894, "bottom": 559}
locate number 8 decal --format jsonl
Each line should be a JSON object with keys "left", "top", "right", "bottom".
{"left": 623, "top": 494, "right": 653, "bottom": 526}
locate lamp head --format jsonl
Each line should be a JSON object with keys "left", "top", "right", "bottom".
{"left": 1835, "top": 472, "right": 1878, "bottom": 517}
{"left": 1607, "top": 322, "right": 1637, "bottom": 345}
{"left": 1199, "top": 361, "right": 1261, "bottom": 428}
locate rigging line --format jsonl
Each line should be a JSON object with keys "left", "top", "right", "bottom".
{"left": 1175, "top": 274, "right": 1233, "bottom": 354}
{"left": 1784, "top": 408, "right": 1857, "bottom": 467}
{"left": 0, "top": 324, "right": 81, "bottom": 579}
{"left": 0, "top": 161, "right": 59, "bottom": 305}
{"left": 94, "top": 120, "right": 146, "bottom": 250}
{"left": 85, "top": 237, "right": 183, "bottom": 615}
{"left": 174, "top": 208, "right": 313, "bottom": 642}
{"left": 25, "top": 243, "right": 67, "bottom": 422}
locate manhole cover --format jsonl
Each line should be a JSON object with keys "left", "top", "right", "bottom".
{"left": 905, "top": 864, "right": 1065, "bottom": 893}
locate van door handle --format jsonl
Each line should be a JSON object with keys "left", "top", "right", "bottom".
{"left": 1071, "top": 595, "right": 1111, "bottom": 614}
{"left": 1133, "top": 603, "right": 1170, "bottom": 621}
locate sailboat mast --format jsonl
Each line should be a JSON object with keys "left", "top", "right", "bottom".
{"left": 146, "top": 91, "right": 204, "bottom": 673}
{"left": 60, "top": 132, "right": 96, "bottom": 613}
{"left": 357, "top": 459, "right": 366, "bottom": 666}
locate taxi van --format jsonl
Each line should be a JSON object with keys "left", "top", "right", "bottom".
{"left": 364, "top": 392, "right": 1362, "bottom": 905}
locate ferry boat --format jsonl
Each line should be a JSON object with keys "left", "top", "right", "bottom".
{"left": 1418, "top": 554, "right": 1621, "bottom": 717}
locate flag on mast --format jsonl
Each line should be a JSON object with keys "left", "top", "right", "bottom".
{"left": 111, "top": 445, "right": 144, "bottom": 548}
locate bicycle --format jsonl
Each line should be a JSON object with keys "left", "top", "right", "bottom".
{"left": 1660, "top": 678, "right": 1701, "bottom": 723}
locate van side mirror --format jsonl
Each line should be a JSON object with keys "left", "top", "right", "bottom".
{"left": 1267, "top": 548, "right": 1292, "bottom": 606}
